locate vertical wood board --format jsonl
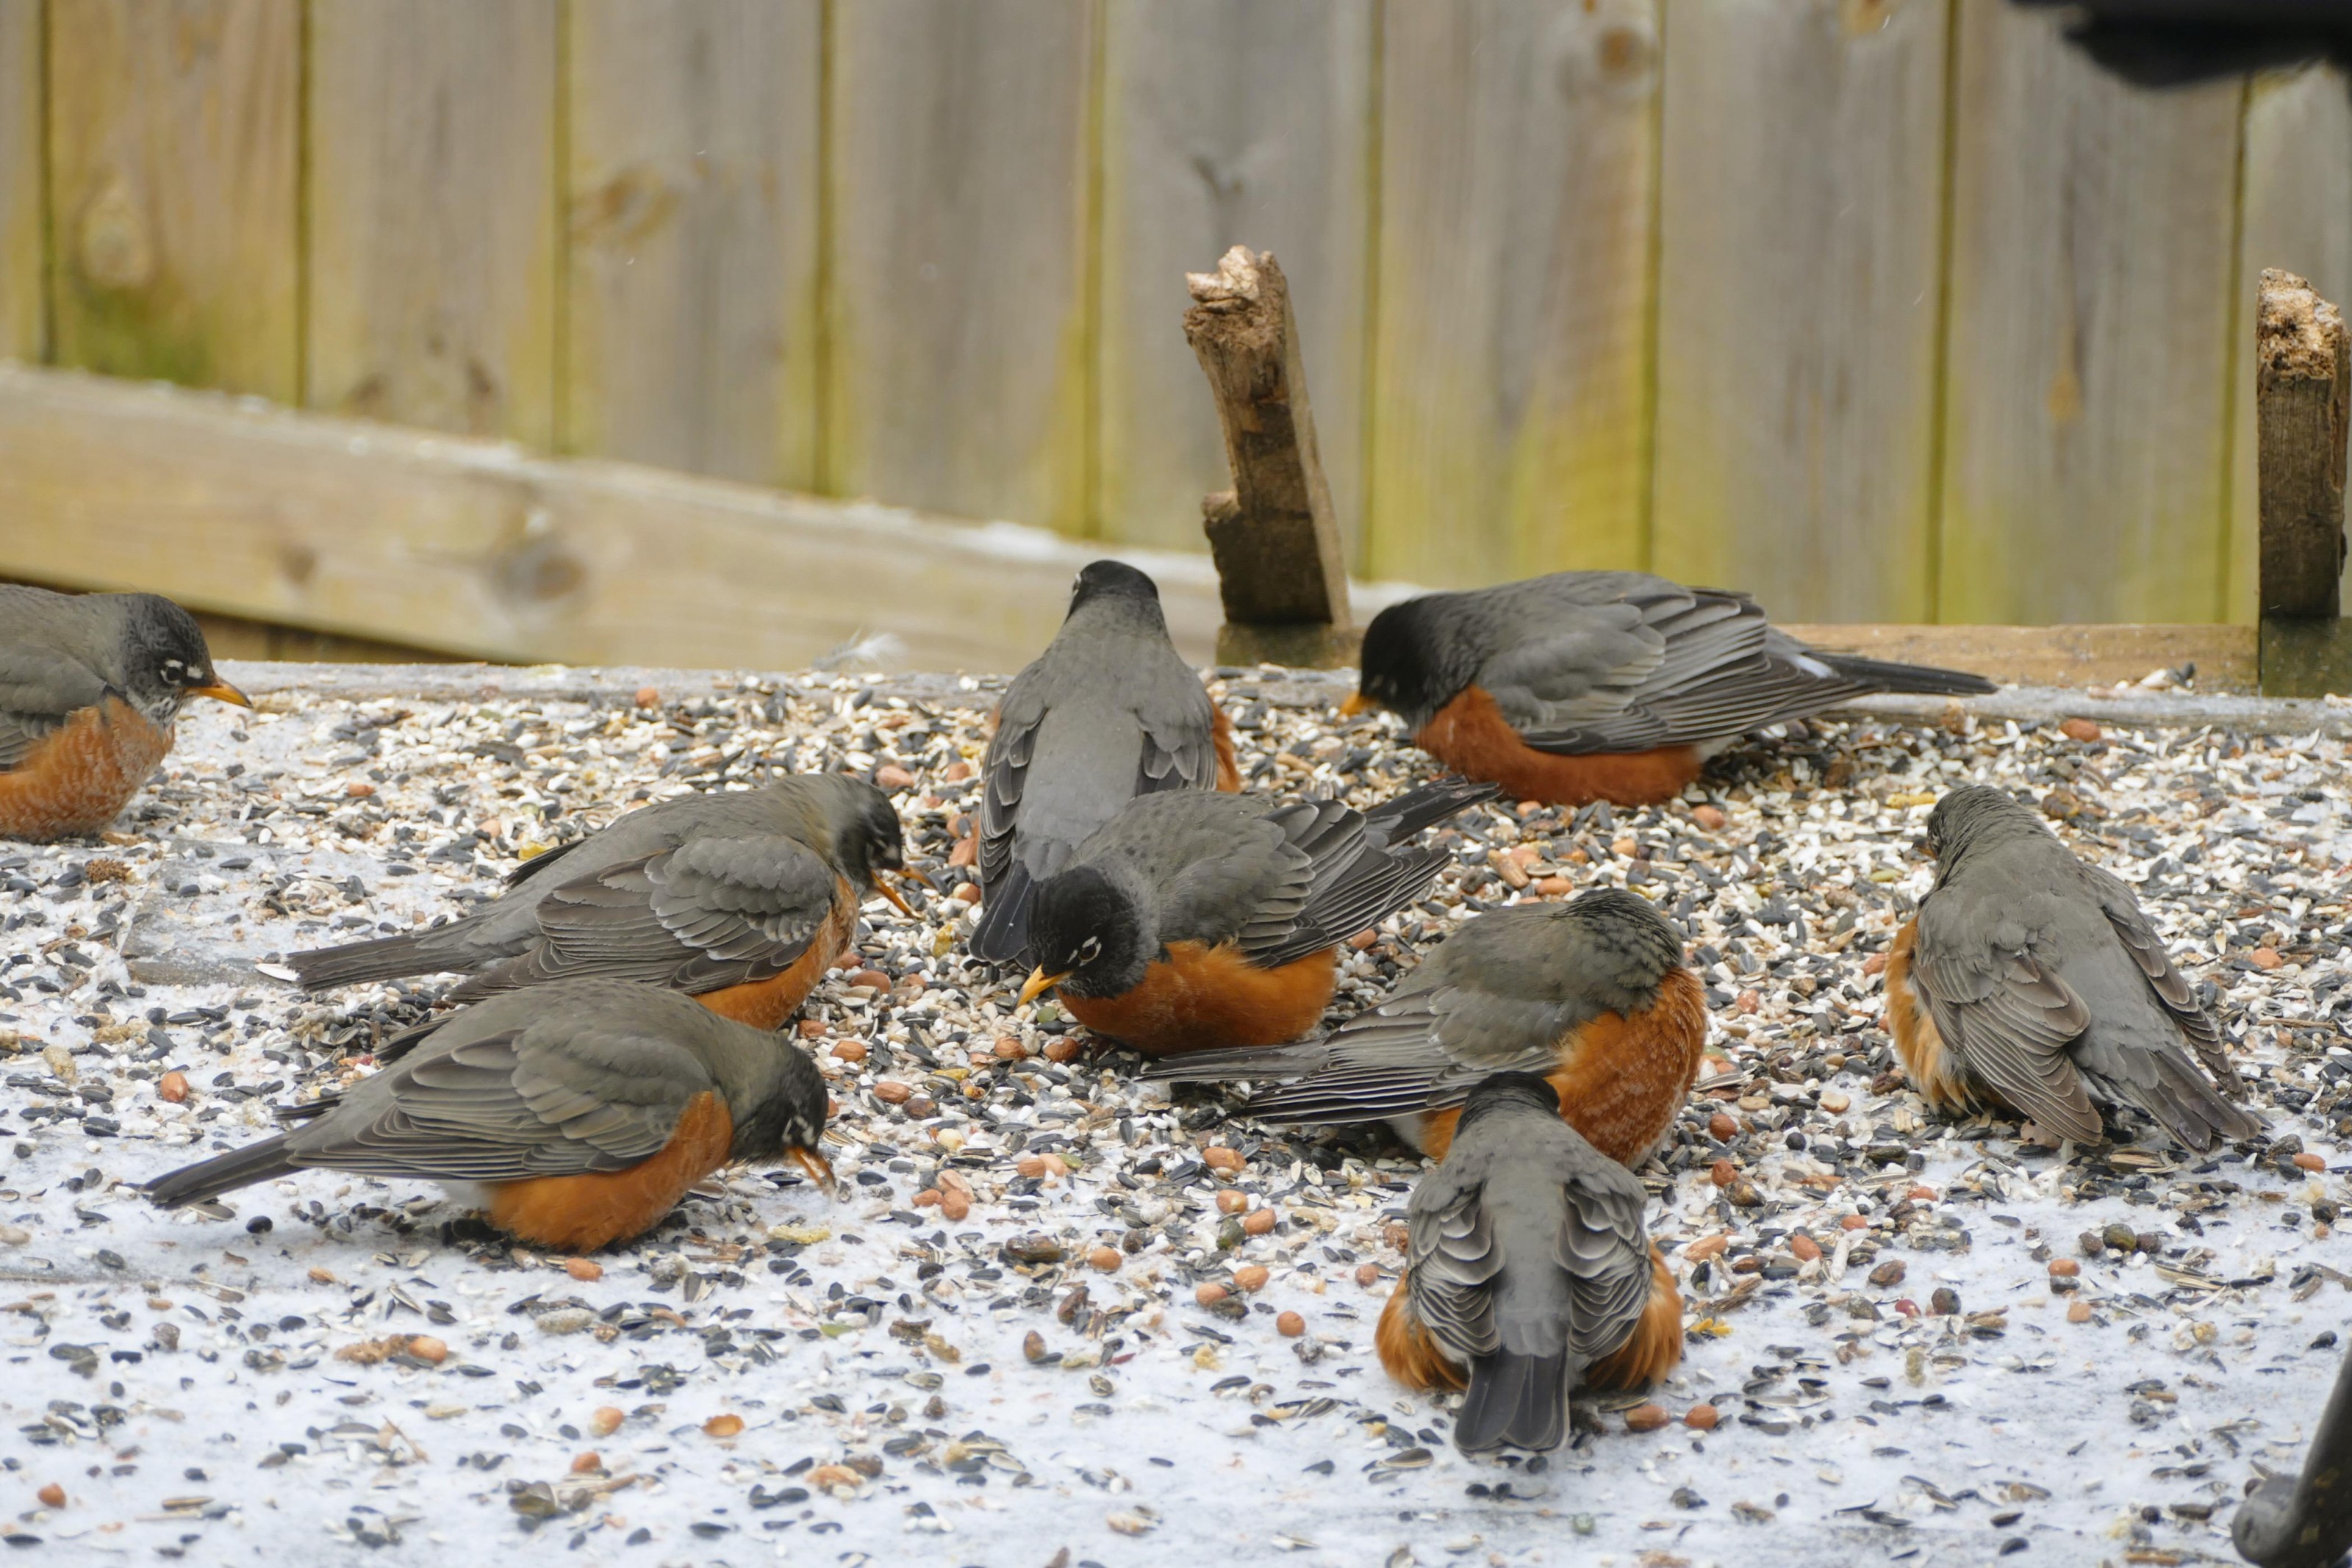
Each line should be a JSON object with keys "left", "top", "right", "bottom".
{"left": 306, "top": 0, "right": 559, "bottom": 444}
{"left": 46, "top": 0, "right": 298, "bottom": 396}
{"left": 0, "top": 0, "right": 41, "bottom": 360}
{"left": 1652, "top": 0, "right": 1948, "bottom": 622}
{"left": 1938, "top": 1, "right": 2242, "bottom": 625}
{"left": 566, "top": 0, "right": 822, "bottom": 487}
{"left": 2232, "top": 64, "right": 2352, "bottom": 625}
{"left": 828, "top": 0, "right": 1094, "bottom": 531}
{"left": 1366, "top": 0, "right": 1660, "bottom": 589}
{"left": 1097, "top": 0, "right": 1372, "bottom": 562}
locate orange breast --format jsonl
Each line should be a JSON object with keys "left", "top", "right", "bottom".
{"left": 1375, "top": 1276, "right": 1468, "bottom": 1392}
{"left": 1885, "top": 917, "right": 1980, "bottom": 1115}
{"left": 691, "top": 878, "right": 857, "bottom": 1030}
{"left": 1414, "top": 685, "right": 1700, "bottom": 807}
{"left": 1062, "top": 941, "right": 1337, "bottom": 1057}
{"left": 1411, "top": 967, "right": 1707, "bottom": 1165}
{"left": 1585, "top": 1244, "right": 1685, "bottom": 1389}
{"left": 0, "top": 698, "right": 173, "bottom": 841}
{"left": 1211, "top": 705, "right": 1242, "bottom": 793}
{"left": 484, "top": 1090, "right": 734, "bottom": 1252}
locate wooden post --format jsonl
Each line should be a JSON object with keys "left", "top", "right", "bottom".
{"left": 2256, "top": 267, "right": 2352, "bottom": 696}
{"left": 1183, "top": 246, "right": 1356, "bottom": 668}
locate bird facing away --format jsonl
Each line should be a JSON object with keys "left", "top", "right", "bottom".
{"left": 1016, "top": 777, "right": 1497, "bottom": 1056}
{"left": 142, "top": 979, "right": 832, "bottom": 1253}
{"left": 969, "top": 560, "right": 1239, "bottom": 968}
{"left": 1342, "top": 572, "right": 1994, "bottom": 807}
{"left": 1886, "top": 784, "right": 2259, "bottom": 1152}
{"left": 287, "top": 774, "right": 909, "bottom": 1046}
{"left": 1377, "top": 1073, "right": 1683, "bottom": 1453}
{"left": 0, "top": 585, "right": 251, "bottom": 841}
{"left": 1153, "top": 887, "right": 1705, "bottom": 1165}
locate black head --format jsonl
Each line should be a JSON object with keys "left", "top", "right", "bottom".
{"left": 816, "top": 774, "right": 907, "bottom": 891}
{"left": 743, "top": 1041, "right": 834, "bottom": 1188}
{"left": 1923, "top": 785, "right": 2044, "bottom": 863}
{"left": 1025, "top": 864, "right": 1150, "bottom": 999}
{"left": 1456, "top": 1070, "right": 1563, "bottom": 1132}
{"left": 1068, "top": 559, "right": 1161, "bottom": 612}
{"left": 1352, "top": 596, "right": 1470, "bottom": 731}
{"left": 115, "top": 594, "right": 245, "bottom": 716}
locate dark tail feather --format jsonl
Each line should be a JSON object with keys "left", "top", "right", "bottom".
{"left": 967, "top": 866, "right": 1036, "bottom": 968}
{"left": 141, "top": 1134, "right": 300, "bottom": 1208}
{"left": 287, "top": 932, "right": 442, "bottom": 992}
{"left": 1818, "top": 652, "right": 1997, "bottom": 698}
{"left": 1455, "top": 1351, "right": 1568, "bottom": 1453}
{"left": 1141, "top": 1039, "right": 1336, "bottom": 1084}
{"left": 1363, "top": 777, "right": 1500, "bottom": 845}
{"left": 373, "top": 1013, "right": 455, "bottom": 1067}
{"left": 2139, "top": 1055, "right": 2263, "bottom": 1153}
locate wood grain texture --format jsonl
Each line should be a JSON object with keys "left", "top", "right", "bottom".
{"left": 1366, "top": 0, "right": 1660, "bottom": 588}
{"left": 1652, "top": 0, "right": 1948, "bottom": 622}
{"left": 0, "top": 0, "right": 40, "bottom": 360}
{"left": 1937, "top": 1, "right": 2242, "bottom": 625}
{"left": 2254, "top": 270, "right": 2348, "bottom": 621}
{"left": 1097, "top": 0, "right": 1372, "bottom": 561}
{"left": 566, "top": 0, "right": 821, "bottom": 486}
{"left": 828, "top": 0, "right": 1094, "bottom": 531}
{"left": 306, "top": 0, "right": 559, "bottom": 444}
{"left": 0, "top": 364, "right": 1233, "bottom": 671}
{"left": 46, "top": 0, "right": 298, "bottom": 395}
{"left": 2231, "top": 64, "right": 2352, "bottom": 625}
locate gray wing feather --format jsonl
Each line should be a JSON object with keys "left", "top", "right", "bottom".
{"left": 2083, "top": 866, "right": 2241, "bottom": 1093}
{"left": 1910, "top": 895, "right": 2103, "bottom": 1142}
{"left": 1405, "top": 1168, "right": 1502, "bottom": 1362}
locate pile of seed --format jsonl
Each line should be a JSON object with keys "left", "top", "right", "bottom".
{"left": 0, "top": 664, "right": 2341, "bottom": 1565}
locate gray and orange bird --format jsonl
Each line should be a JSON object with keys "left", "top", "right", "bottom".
{"left": 1344, "top": 572, "right": 1993, "bottom": 807}
{"left": 1886, "top": 784, "right": 2259, "bottom": 1151}
{"left": 969, "top": 561, "right": 1238, "bottom": 968}
{"left": 0, "top": 585, "right": 250, "bottom": 841}
{"left": 1377, "top": 1072, "right": 1683, "bottom": 1453}
{"left": 143, "top": 979, "right": 832, "bottom": 1252}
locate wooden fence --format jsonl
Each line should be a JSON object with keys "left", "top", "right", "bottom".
{"left": 3, "top": 0, "right": 2348, "bottom": 626}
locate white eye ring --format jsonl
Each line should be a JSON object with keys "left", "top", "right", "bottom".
{"left": 160, "top": 658, "right": 184, "bottom": 677}
{"left": 1077, "top": 936, "right": 1101, "bottom": 964}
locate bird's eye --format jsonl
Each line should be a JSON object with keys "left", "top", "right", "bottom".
{"left": 1077, "top": 936, "right": 1101, "bottom": 964}
{"left": 159, "top": 658, "right": 184, "bottom": 682}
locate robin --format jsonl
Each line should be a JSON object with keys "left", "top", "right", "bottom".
{"left": 0, "top": 585, "right": 251, "bottom": 841}
{"left": 1377, "top": 1072, "right": 1683, "bottom": 1453}
{"left": 140, "top": 979, "right": 832, "bottom": 1252}
{"left": 1887, "top": 783, "right": 2259, "bottom": 1151}
{"left": 969, "top": 560, "right": 1239, "bottom": 968}
{"left": 1154, "top": 888, "right": 1705, "bottom": 1165}
{"left": 287, "top": 774, "right": 911, "bottom": 1045}
{"left": 1341, "top": 572, "right": 1995, "bottom": 807}
{"left": 1014, "top": 777, "right": 1497, "bottom": 1056}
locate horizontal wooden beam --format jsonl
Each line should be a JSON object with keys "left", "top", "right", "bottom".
{"left": 1778, "top": 622, "right": 2256, "bottom": 691}
{"left": 0, "top": 364, "right": 1247, "bottom": 670}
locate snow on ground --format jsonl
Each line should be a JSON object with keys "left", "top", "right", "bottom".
{"left": 0, "top": 663, "right": 2344, "bottom": 1568}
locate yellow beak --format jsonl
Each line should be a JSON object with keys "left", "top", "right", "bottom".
{"left": 786, "top": 1144, "right": 838, "bottom": 1193}
{"left": 1338, "top": 691, "right": 1372, "bottom": 717}
{"left": 190, "top": 678, "right": 252, "bottom": 709}
{"left": 1019, "top": 968, "right": 1070, "bottom": 1007}
{"left": 874, "top": 877, "right": 914, "bottom": 916}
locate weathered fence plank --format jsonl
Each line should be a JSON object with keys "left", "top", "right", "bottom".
{"left": 0, "top": 0, "right": 40, "bottom": 361}
{"left": 1097, "top": 0, "right": 1372, "bottom": 561}
{"left": 46, "top": 0, "right": 298, "bottom": 397}
{"left": 1366, "top": 0, "right": 1660, "bottom": 589}
{"left": 566, "top": 0, "right": 821, "bottom": 486}
{"left": 306, "top": 0, "right": 559, "bottom": 444}
{"left": 1937, "top": 0, "right": 2242, "bottom": 625}
{"left": 828, "top": 0, "right": 1094, "bottom": 531}
{"left": 2231, "top": 62, "right": 2352, "bottom": 625}
{"left": 1652, "top": 0, "right": 1949, "bottom": 622}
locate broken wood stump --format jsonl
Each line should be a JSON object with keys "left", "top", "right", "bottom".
{"left": 2256, "top": 267, "right": 2352, "bottom": 697}
{"left": 1183, "top": 245, "right": 1356, "bottom": 669}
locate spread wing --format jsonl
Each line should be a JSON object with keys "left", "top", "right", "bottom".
{"left": 0, "top": 646, "right": 112, "bottom": 769}
{"left": 280, "top": 1011, "right": 715, "bottom": 1182}
{"left": 447, "top": 833, "right": 841, "bottom": 1000}
{"left": 2082, "top": 865, "right": 2241, "bottom": 1094}
{"left": 1908, "top": 893, "right": 2102, "bottom": 1143}
{"left": 1405, "top": 1166, "right": 1502, "bottom": 1364}
{"left": 1234, "top": 784, "right": 1485, "bottom": 970}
